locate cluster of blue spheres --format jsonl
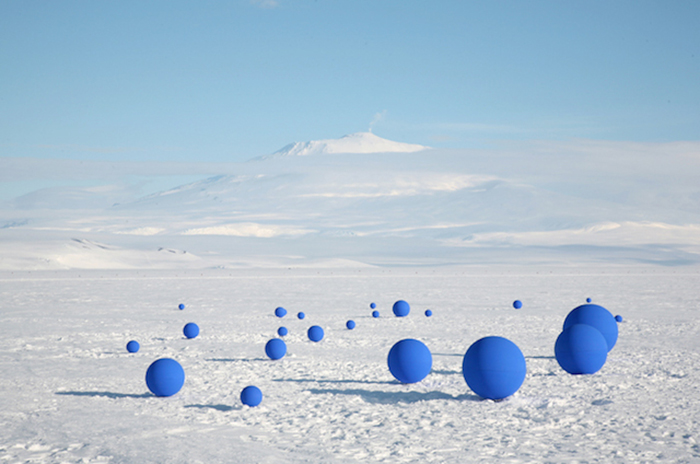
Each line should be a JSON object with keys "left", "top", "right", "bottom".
{"left": 463, "top": 336, "right": 527, "bottom": 400}
{"left": 146, "top": 358, "right": 185, "bottom": 397}
{"left": 126, "top": 340, "right": 140, "bottom": 353}
{"left": 183, "top": 322, "right": 199, "bottom": 339}
{"left": 555, "top": 304, "right": 618, "bottom": 375}
{"left": 240, "top": 385, "right": 263, "bottom": 407}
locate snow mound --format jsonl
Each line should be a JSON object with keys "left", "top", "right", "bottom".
{"left": 262, "top": 132, "right": 428, "bottom": 159}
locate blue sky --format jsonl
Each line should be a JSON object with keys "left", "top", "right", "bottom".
{"left": 1, "top": 1, "right": 699, "bottom": 198}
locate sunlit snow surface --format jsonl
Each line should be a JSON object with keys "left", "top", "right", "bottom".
{"left": 2, "top": 266, "right": 699, "bottom": 463}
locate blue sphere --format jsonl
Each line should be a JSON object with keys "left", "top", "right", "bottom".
{"left": 387, "top": 339, "right": 432, "bottom": 383}
{"left": 265, "top": 338, "right": 287, "bottom": 360}
{"left": 275, "top": 307, "right": 287, "bottom": 318}
{"left": 370, "top": 302, "right": 376, "bottom": 309}
{"left": 146, "top": 358, "right": 185, "bottom": 397}
{"left": 240, "top": 385, "right": 263, "bottom": 407}
{"left": 126, "top": 340, "right": 140, "bottom": 353}
{"left": 563, "top": 304, "right": 618, "bottom": 352}
{"left": 425, "top": 309, "right": 433, "bottom": 317}
{"left": 372, "top": 310, "right": 380, "bottom": 318}
{"left": 297, "top": 312, "right": 305, "bottom": 320}
{"left": 615, "top": 315, "right": 623, "bottom": 323}
{"left": 555, "top": 324, "right": 608, "bottom": 375}
{"left": 178, "top": 303, "right": 185, "bottom": 310}
{"left": 586, "top": 298, "right": 592, "bottom": 303}
{"left": 277, "top": 326, "right": 288, "bottom": 336}
{"left": 346, "top": 320, "right": 356, "bottom": 330}
{"left": 392, "top": 300, "right": 410, "bottom": 317}
{"left": 513, "top": 300, "right": 522, "bottom": 309}
{"left": 183, "top": 322, "right": 199, "bottom": 339}
{"left": 308, "top": 325, "right": 324, "bottom": 342}
{"left": 462, "top": 336, "right": 526, "bottom": 400}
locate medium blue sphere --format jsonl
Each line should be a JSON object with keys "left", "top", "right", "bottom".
{"left": 183, "top": 322, "right": 199, "bottom": 339}
{"left": 372, "top": 310, "right": 380, "bottom": 318}
{"left": 278, "top": 326, "right": 288, "bottom": 336}
{"left": 240, "top": 385, "right": 263, "bottom": 407}
{"left": 275, "top": 307, "right": 287, "bottom": 318}
{"left": 513, "top": 300, "right": 522, "bottom": 309}
{"left": 346, "top": 320, "right": 356, "bottom": 330}
{"left": 370, "top": 302, "right": 376, "bottom": 309}
{"left": 126, "top": 340, "right": 140, "bottom": 353}
{"left": 615, "top": 315, "right": 623, "bottom": 322}
{"left": 425, "top": 309, "right": 433, "bottom": 317}
{"left": 392, "top": 300, "right": 410, "bottom": 317}
{"left": 265, "top": 338, "right": 287, "bottom": 360}
{"left": 297, "top": 312, "right": 305, "bottom": 320}
{"left": 555, "top": 324, "right": 608, "bottom": 375}
{"left": 387, "top": 339, "right": 432, "bottom": 384}
{"left": 178, "top": 303, "right": 185, "bottom": 310}
{"left": 563, "top": 304, "right": 618, "bottom": 352}
{"left": 462, "top": 336, "right": 526, "bottom": 400}
{"left": 146, "top": 358, "right": 185, "bottom": 397}
{"left": 308, "top": 325, "right": 324, "bottom": 342}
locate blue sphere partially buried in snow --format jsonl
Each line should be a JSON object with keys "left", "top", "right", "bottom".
{"left": 392, "top": 300, "right": 410, "bottom": 317}
{"left": 346, "top": 320, "right": 356, "bottom": 330}
{"left": 126, "top": 340, "right": 140, "bottom": 353}
{"left": 146, "top": 358, "right": 185, "bottom": 397}
{"left": 372, "top": 310, "right": 380, "bottom": 318}
{"left": 462, "top": 336, "right": 526, "bottom": 400}
{"left": 183, "top": 322, "right": 199, "bottom": 339}
{"left": 555, "top": 324, "right": 608, "bottom": 375}
{"left": 275, "top": 307, "right": 287, "bottom": 318}
{"left": 308, "top": 325, "right": 324, "bottom": 342}
{"left": 240, "top": 385, "right": 263, "bottom": 407}
{"left": 277, "top": 326, "right": 288, "bottom": 336}
{"left": 178, "top": 303, "right": 185, "bottom": 310}
{"left": 387, "top": 339, "right": 432, "bottom": 384}
{"left": 513, "top": 300, "right": 522, "bottom": 309}
{"left": 563, "top": 304, "right": 618, "bottom": 352}
{"left": 265, "top": 338, "right": 287, "bottom": 360}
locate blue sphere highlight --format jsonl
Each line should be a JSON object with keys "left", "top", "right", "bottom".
{"left": 387, "top": 339, "right": 432, "bottom": 384}
{"left": 346, "top": 320, "right": 356, "bottom": 330}
{"left": 183, "top": 322, "right": 199, "bottom": 339}
{"left": 178, "top": 303, "right": 185, "bottom": 310}
{"left": 370, "top": 302, "right": 376, "bottom": 309}
{"left": 372, "top": 310, "right": 380, "bottom": 318}
{"left": 555, "top": 324, "right": 608, "bottom": 375}
{"left": 297, "top": 312, "right": 305, "bottom": 320}
{"left": 126, "top": 340, "right": 140, "bottom": 353}
{"left": 265, "top": 338, "right": 287, "bottom": 360}
{"left": 513, "top": 300, "right": 522, "bottom": 309}
{"left": 563, "top": 304, "right": 618, "bottom": 352}
{"left": 308, "top": 325, "right": 324, "bottom": 342}
{"left": 462, "top": 336, "right": 526, "bottom": 400}
{"left": 425, "top": 309, "right": 433, "bottom": 317}
{"left": 615, "top": 315, "right": 623, "bottom": 322}
{"left": 392, "top": 300, "right": 410, "bottom": 317}
{"left": 146, "top": 358, "right": 185, "bottom": 397}
{"left": 240, "top": 385, "right": 263, "bottom": 407}
{"left": 275, "top": 307, "right": 287, "bottom": 318}
{"left": 277, "top": 326, "right": 288, "bottom": 336}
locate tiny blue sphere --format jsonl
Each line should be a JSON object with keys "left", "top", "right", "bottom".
{"left": 240, "top": 385, "right": 263, "bottom": 407}
{"left": 586, "top": 298, "right": 592, "bottom": 303}
{"left": 513, "top": 300, "right": 522, "bottom": 309}
{"left": 555, "top": 324, "right": 608, "bottom": 375}
{"left": 178, "top": 303, "right": 185, "bottom": 310}
{"left": 275, "top": 307, "right": 287, "bottom": 318}
{"left": 425, "top": 309, "right": 433, "bottom": 317}
{"left": 392, "top": 300, "right": 410, "bottom": 317}
{"left": 146, "top": 358, "right": 185, "bottom": 397}
{"left": 183, "top": 322, "right": 199, "bottom": 339}
{"left": 370, "top": 302, "right": 376, "bottom": 309}
{"left": 563, "top": 304, "right": 618, "bottom": 352}
{"left": 346, "top": 320, "right": 356, "bottom": 330}
{"left": 372, "top": 310, "right": 380, "bottom": 318}
{"left": 278, "top": 326, "right": 288, "bottom": 336}
{"left": 615, "top": 315, "right": 623, "bottom": 322}
{"left": 387, "top": 339, "right": 432, "bottom": 384}
{"left": 265, "top": 338, "right": 287, "bottom": 360}
{"left": 308, "top": 325, "right": 324, "bottom": 342}
{"left": 126, "top": 340, "right": 140, "bottom": 353}
{"left": 462, "top": 336, "right": 526, "bottom": 400}
{"left": 297, "top": 312, "right": 305, "bottom": 320}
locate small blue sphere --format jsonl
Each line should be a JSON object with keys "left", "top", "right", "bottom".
{"left": 346, "top": 320, "right": 356, "bottom": 330}
{"left": 308, "top": 325, "right": 324, "bottom": 342}
{"left": 387, "top": 339, "right": 432, "bottom": 384}
{"left": 178, "top": 303, "right": 185, "bottom": 310}
{"left": 586, "top": 298, "right": 592, "bottom": 303}
{"left": 462, "top": 336, "right": 526, "bottom": 400}
{"left": 392, "top": 300, "right": 410, "bottom": 317}
{"left": 183, "top": 322, "right": 199, "bottom": 339}
{"left": 615, "top": 315, "right": 623, "bottom": 322}
{"left": 277, "top": 326, "right": 288, "bottom": 336}
{"left": 275, "top": 307, "right": 287, "bottom": 318}
{"left": 126, "top": 340, "right": 140, "bottom": 353}
{"left": 425, "top": 309, "right": 433, "bottom": 317}
{"left": 370, "top": 302, "right": 376, "bottom": 309}
{"left": 240, "top": 385, "right": 263, "bottom": 407}
{"left": 146, "top": 358, "right": 185, "bottom": 397}
{"left": 555, "top": 324, "right": 608, "bottom": 375}
{"left": 372, "top": 310, "right": 380, "bottom": 318}
{"left": 513, "top": 300, "right": 522, "bottom": 309}
{"left": 297, "top": 312, "right": 306, "bottom": 320}
{"left": 265, "top": 338, "right": 287, "bottom": 360}
{"left": 563, "top": 304, "right": 618, "bottom": 352}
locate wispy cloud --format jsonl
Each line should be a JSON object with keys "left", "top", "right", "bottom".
{"left": 369, "top": 110, "right": 387, "bottom": 133}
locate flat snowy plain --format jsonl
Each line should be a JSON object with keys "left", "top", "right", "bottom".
{"left": 2, "top": 265, "right": 699, "bottom": 463}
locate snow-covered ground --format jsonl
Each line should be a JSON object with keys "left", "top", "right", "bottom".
{"left": 2, "top": 266, "right": 699, "bottom": 463}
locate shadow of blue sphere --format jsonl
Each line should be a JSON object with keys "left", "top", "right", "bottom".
{"left": 387, "top": 339, "right": 432, "bottom": 383}
{"left": 563, "top": 304, "right": 618, "bottom": 352}
{"left": 146, "top": 358, "right": 185, "bottom": 397}
{"left": 346, "top": 320, "right": 356, "bottom": 330}
{"left": 275, "top": 307, "right": 287, "bottom": 318}
{"left": 126, "top": 340, "right": 140, "bottom": 353}
{"left": 240, "top": 385, "right": 262, "bottom": 407}
{"left": 265, "top": 338, "right": 287, "bottom": 360}
{"left": 277, "top": 326, "right": 288, "bottom": 336}
{"left": 392, "top": 300, "right": 410, "bottom": 317}
{"left": 555, "top": 324, "right": 608, "bottom": 375}
{"left": 462, "top": 336, "right": 526, "bottom": 400}
{"left": 183, "top": 322, "right": 199, "bottom": 339}
{"left": 308, "top": 325, "right": 324, "bottom": 342}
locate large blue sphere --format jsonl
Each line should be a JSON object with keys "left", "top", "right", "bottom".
{"left": 183, "top": 322, "right": 199, "bottom": 339}
{"left": 462, "top": 336, "right": 526, "bottom": 400}
{"left": 392, "top": 300, "right": 410, "bottom": 317}
{"left": 563, "top": 304, "right": 618, "bottom": 352}
{"left": 346, "top": 320, "right": 356, "bottom": 330}
{"left": 146, "top": 358, "right": 185, "bottom": 397}
{"left": 372, "top": 310, "right": 380, "bottom": 318}
{"left": 275, "top": 307, "right": 287, "bottom": 318}
{"left": 555, "top": 324, "right": 608, "bottom": 375}
{"left": 126, "top": 340, "right": 140, "bottom": 353}
{"left": 240, "top": 385, "right": 263, "bottom": 407}
{"left": 513, "top": 300, "right": 522, "bottom": 309}
{"left": 387, "top": 339, "right": 432, "bottom": 383}
{"left": 308, "top": 325, "right": 324, "bottom": 342}
{"left": 277, "top": 326, "right": 288, "bottom": 336}
{"left": 265, "top": 338, "right": 287, "bottom": 360}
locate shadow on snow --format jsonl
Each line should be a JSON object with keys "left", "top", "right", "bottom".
{"left": 306, "top": 388, "right": 481, "bottom": 404}
{"left": 55, "top": 390, "right": 152, "bottom": 399}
